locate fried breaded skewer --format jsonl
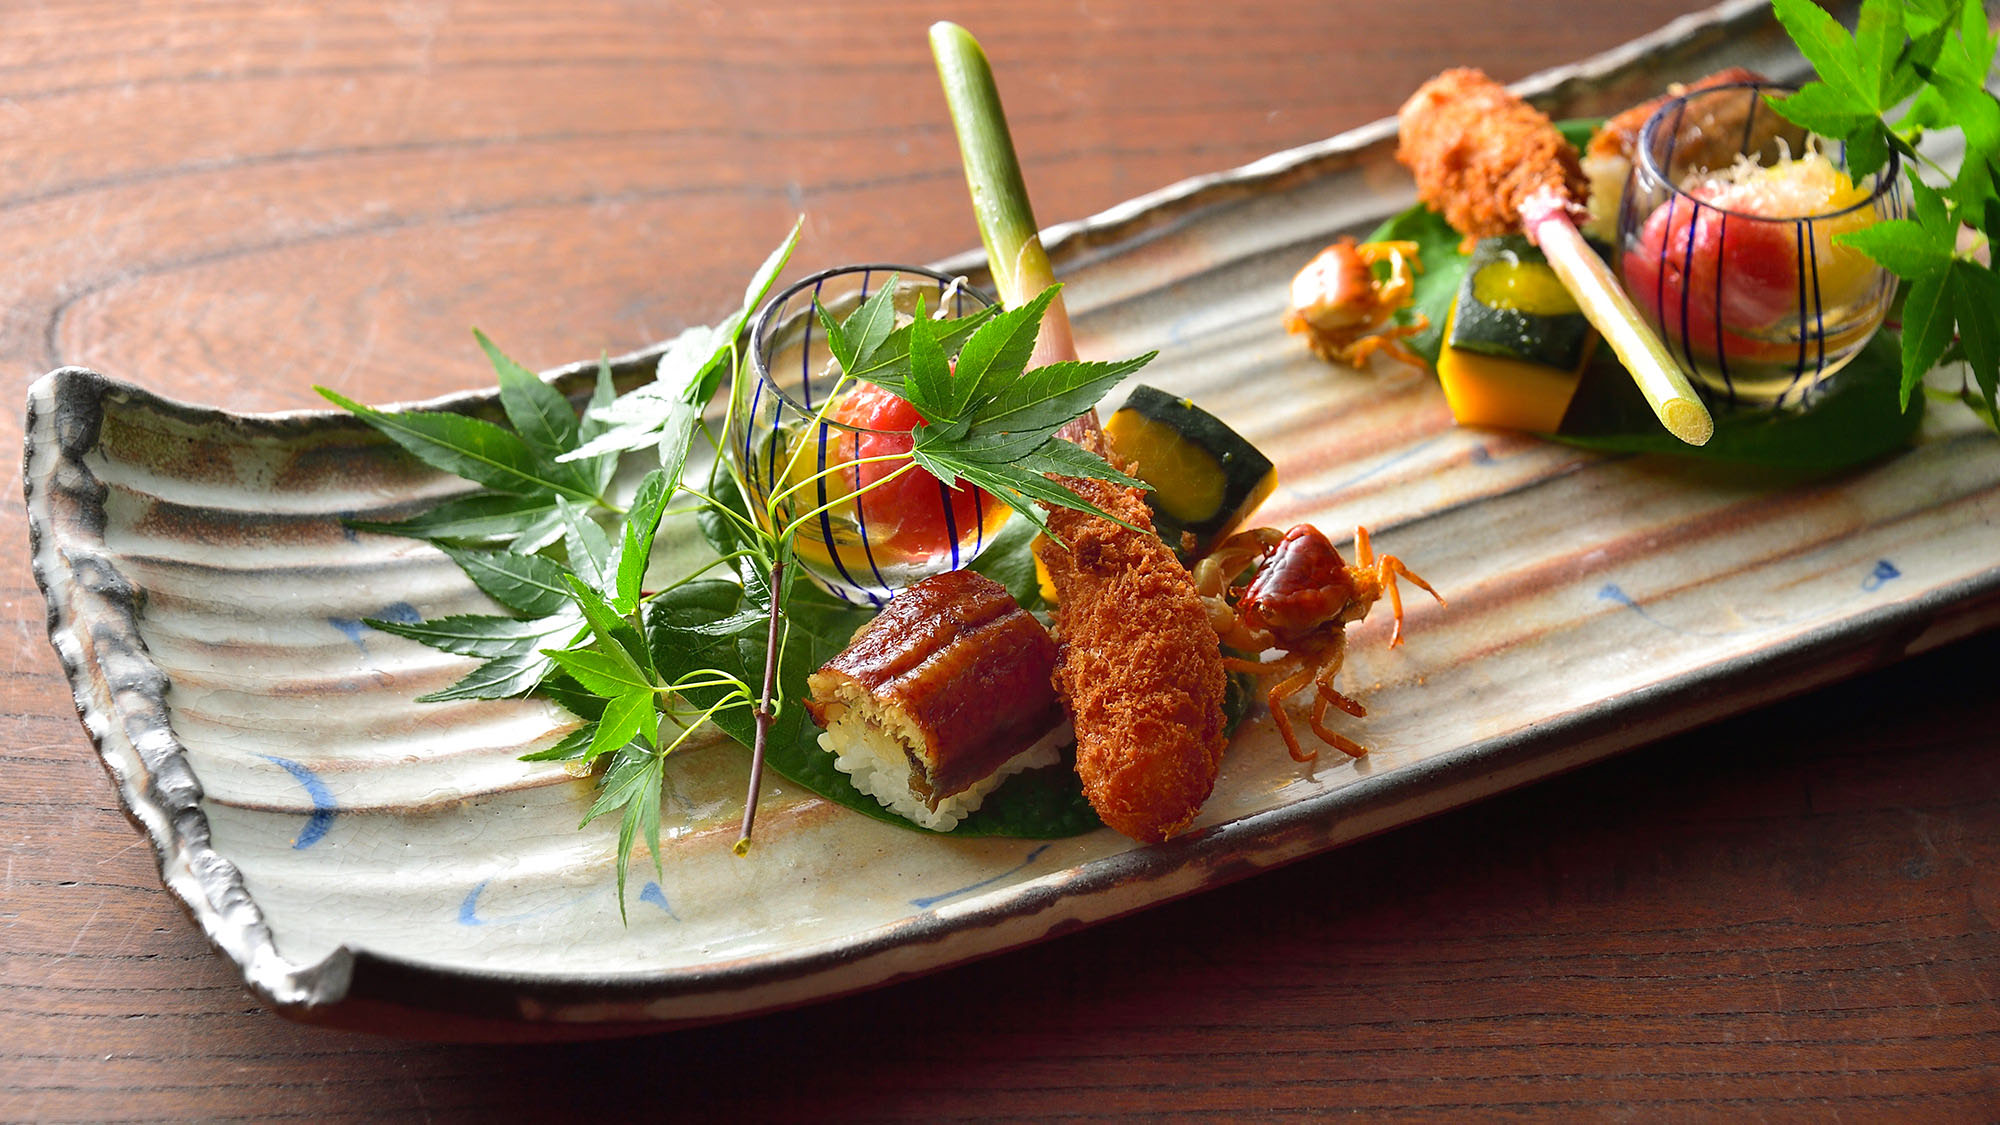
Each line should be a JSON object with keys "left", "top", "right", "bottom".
{"left": 1397, "top": 67, "right": 1590, "bottom": 241}
{"left": 1398, "top": 68, "right": 1714, "bottom": 446}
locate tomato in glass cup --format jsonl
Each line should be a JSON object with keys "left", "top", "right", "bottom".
{"left": 1621, "top": 187, "right": 1801, "bottom": 364}
{"left": 815, "top": 381, "right": 996, "bottom": 562}
{"left": 1622, "top": 156, "right": 1882, "bottom": 363}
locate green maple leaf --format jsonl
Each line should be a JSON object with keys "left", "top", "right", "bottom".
{"left": 579, "top": 741, "right": 667, "bottom": 919}
{"left": 885, "top": 281, "right": 1151, "bottom": 536}
{"left": 1769, "top": 0, "right": 1911, "bottom": 174}
{"left": 1770, "top": 0, "right": 2000, "bottom": 417}
{"left": 814, "top": 272, "right": 903, "bottom": 380}
{"left": 1949, "top": 258, "right": 2000, "bottom": 423}
{"left": 810, "top": 275, "right": 1152, "bottom": 537}
{"left": 1837, "top": 179, "right": 1959, "bottom": 408}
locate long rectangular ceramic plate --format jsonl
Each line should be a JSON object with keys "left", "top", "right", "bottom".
{"left": 27, "top": 0, "right": 2000, "bottom": 1034}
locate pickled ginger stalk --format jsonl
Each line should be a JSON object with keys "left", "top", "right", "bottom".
{"left": 930, "top": 21, "right": 1080, "bottom": 371}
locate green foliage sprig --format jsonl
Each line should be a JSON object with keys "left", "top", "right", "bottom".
{"left": 1768, "top": 0, "right": 2000, "bottom": 427}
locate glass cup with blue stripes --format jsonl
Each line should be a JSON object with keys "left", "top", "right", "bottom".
{"left": 1616, "top": 81, "right": 1902, "bottom": 409}
{"left": 734, "top": 264, "right": 1011, "bottom": 607}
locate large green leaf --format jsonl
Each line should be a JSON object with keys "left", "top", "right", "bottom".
{"left": 614, "top": 470, "right": 673, "bottom": 613}
{"left": 418, "top": 648, "right": 553, "bottom": 702}
{"left": 362, "top": 612, "right": 567, "bottom": 658}
{"left": 475, "top": 329, "right": 584, "bottom": 471}
{"left": 546, "top": 646, "right": 652, "bottom": 698}
{"left": 1557, "top": 331, "right": 1922, "bottom": 470}
{"left": 519, "top": 724, "right": 597, "bottom": 763}
{"left": 440, "top": 546, "right": 575, "bottom": 617}
{"left": 962, "top": 354, "right": 1154, "bottom": 437}
{"left": 815, "top": 272, "right": 902, "bottom": 380}
{"left": 558, "top": 500, "right": 614, "bottom": 592}
{"left": 346, "top": 492, "right": 558, "bottom": 545}
{"left": 842, "top": 304, "right": 999, "bottom": 394}
{"left": 1363, "top": 202, "right": 1468, "bottom": 365}
{"left": 949, "top": 285, "right": 1060, "bottom": 415}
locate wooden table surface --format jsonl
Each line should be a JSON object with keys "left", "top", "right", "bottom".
{"left": 8, "top": 1, "right": 1999, "bottom": 1119}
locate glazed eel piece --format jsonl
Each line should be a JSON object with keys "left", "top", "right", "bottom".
{"left": 805, "top": 570, "right": 1061, "bottom": 809}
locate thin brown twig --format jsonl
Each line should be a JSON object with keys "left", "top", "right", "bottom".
{"left": 735, "top": 558, "right": 785, "bottom": 855}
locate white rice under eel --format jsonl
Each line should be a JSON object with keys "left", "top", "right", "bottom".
{"left": 819, "top": 716, "right": 1071, "bottom": 832}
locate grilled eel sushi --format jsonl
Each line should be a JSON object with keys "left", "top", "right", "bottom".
{"left": 1036, "top": 438, "right": 1229, "bottom": 843}
{"left": 805, "top": 570, "right": 1066, "bottom": 830}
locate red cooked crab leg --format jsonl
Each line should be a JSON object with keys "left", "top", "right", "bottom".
{"left": 1355, "top": 525, "right": 1445, "bottom": 648}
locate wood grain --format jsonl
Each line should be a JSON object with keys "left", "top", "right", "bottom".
{"left": 5, "top": 1, "right": 1996, "bottom": 1120}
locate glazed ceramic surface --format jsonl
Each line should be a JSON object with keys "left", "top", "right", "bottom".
{"left": 27, "top": 0, "right": 2000, "bottom": 1031}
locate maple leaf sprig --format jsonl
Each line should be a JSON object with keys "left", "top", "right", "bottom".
{"left": 321, "top": 335, "right": 758, "bottom": 915}
{"left": 1767, "top": 0, "right": 2000, "bottom": 426}
{"left": 314, "top": 218, "right": 800, "bottom": 911}
{"left": 316, "top": 222, "right": 802, "bottom": 702}
{"left": 317, "top": 337, "right": 625, "bottom": 700}
{"left": 320, "top": 227, "right": 1154, "bottom": 912}
{"left": 810, "top": 278, "right": 1153, "bottom": 541}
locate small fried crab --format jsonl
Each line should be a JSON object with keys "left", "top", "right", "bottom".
{"left": 1283, "top": 237, "right": 1428, "bottom": 369}
{"left": 1193, "top": 524, "right": 1442, "bottom": 763}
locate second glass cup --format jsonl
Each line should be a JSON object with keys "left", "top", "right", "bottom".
{"left": 733, "top": 264, "right": 1012, "bottom": 606}
{"left": 1616, "top": 81, "right": 1904, "bottom": 408}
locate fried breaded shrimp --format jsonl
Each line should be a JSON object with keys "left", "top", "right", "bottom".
{"left": 1396, "top": 67, "right": 1587, "bottom": 239}
{"left": 1036, "top": 440, "right": 1228, "bottom": 843}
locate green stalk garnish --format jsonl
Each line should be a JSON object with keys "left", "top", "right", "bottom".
{"left": 931, "top": 21, "right": 1079, "bottom": 369}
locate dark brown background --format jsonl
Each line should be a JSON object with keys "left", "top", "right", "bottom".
{"left": 7, "top": 1, "right": 1997, "bottom": 1119}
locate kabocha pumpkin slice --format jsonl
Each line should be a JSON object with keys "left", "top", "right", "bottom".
{"left": 1103, "top": 385, "right": 1277, "bottom": 559}
{"left": 1436, "top": 235, "right": 1598, "bottom": 433}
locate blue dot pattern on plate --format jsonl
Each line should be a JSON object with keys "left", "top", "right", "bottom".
{"left": 1600, "top": 558, "right": 1901, "bottom": 636}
